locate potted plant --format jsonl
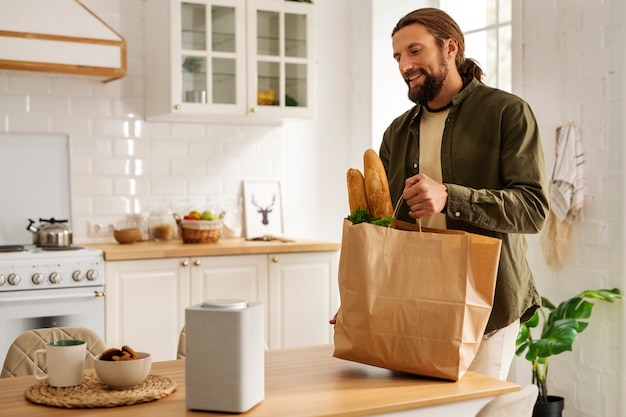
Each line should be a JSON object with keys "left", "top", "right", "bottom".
{"left": 515, "top": 288, "right": 622, "bottom": 417}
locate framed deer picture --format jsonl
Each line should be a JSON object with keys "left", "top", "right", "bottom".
{"left": 242, "top": 179, "right": 284, "bottom": 239}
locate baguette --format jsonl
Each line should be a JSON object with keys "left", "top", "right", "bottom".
{"left": 363, "top": 149, "right": 393, "bottom": 218}
{"left": 346, "top": 168, "right": 369, "bottom": 213}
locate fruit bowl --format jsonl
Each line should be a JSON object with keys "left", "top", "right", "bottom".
{"left": 94, "top": 351, "right": 152, "bottom": 389}
{"left": 113, "top": 228, "right": 141, "bottom": 244}
{"left": 174, "top": 213, "right": 223, "bottom": 244}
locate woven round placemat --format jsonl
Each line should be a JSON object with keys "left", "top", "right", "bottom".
{"left": 25, "top": 373, "right": 177, "bottom": 409}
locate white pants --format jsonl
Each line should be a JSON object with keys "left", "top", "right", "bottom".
{"left": 468, "top": 319, "right": 520, "bottom": 380}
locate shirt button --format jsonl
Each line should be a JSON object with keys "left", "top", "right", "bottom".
{"left": 413, "top": 163, "right": 418, "bottom": 169}
{"left": 455, "top": 212, "right": 461, "bottom": 217}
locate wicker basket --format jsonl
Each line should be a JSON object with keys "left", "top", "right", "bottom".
{"left": 174, "top": 213, "right": 222, "bottom": 244}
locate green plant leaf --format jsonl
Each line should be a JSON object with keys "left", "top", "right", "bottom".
{"left": 515, "top": 287, "right": 622, "bottom": 401}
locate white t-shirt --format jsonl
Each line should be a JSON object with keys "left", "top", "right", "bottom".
{"left": 418, "top": 108, "right": 449, "bottom": 229}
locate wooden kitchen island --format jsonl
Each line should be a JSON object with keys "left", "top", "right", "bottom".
{"left": 0, "top": 345, "right": 518, "bottom": 417}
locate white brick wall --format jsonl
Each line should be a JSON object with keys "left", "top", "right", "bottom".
{"left": 520, "top": 1, "right": 625, "bottom": 416}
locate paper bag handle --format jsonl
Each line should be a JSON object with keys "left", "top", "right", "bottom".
{"left": 392, "top": 196, "right": 422, "bottom": 232}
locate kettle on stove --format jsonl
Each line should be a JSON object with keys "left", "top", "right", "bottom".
{"left": 26, "top": 218, "right": 73, "bottom": 248}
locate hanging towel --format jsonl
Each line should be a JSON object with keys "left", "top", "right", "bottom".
{"left": 549, "top": 123, "right": 586, "bottom": 222}
{"left": 540, "top": 123, "right": 586, "bottom": 270}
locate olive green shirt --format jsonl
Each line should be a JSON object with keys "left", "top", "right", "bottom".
{"left": 379, "top": 78, "right": 549, "bottom": 333}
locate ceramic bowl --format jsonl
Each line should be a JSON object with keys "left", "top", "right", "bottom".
{"left": 113, "top": 228, "right": 141, "bottom": 244}
{"left": 94, "top": 352, "right": 152, "bottom": 389}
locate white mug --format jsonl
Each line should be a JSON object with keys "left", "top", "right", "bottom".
{"left": 34, "top": 339, "right": 86, "bottom": 387}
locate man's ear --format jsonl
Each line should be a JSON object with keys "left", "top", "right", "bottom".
{"left": 445, "top": 38, "right": 458, "bottom": 59}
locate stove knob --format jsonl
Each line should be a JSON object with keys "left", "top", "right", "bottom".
{"left": 86, "top": 269, "right": 99, "bottom": 281}
{"left": 72, "top": 270, "right": 84, "bottom": 282}
{"left": 49, "top": 272, "right": 62, "bottom": 284}
{"left": 0, "top": 274, "right": 5, "bottom": 286}
{"left": 7, "top": 273, "right": 20, "bottom": 286}
{"left": 32, "top": 273, "right": 44, "bottom": 285}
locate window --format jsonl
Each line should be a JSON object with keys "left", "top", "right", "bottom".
{"left": 440, "top": 0, "right": 512, "bottom": 92}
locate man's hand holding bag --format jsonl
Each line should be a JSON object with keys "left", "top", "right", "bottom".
{"left": 333, "top": 149, "right": 501, "bottom": 381}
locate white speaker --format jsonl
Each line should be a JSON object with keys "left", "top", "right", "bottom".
{"left": 185, "top": 299, "right": 264, "bottom": 413}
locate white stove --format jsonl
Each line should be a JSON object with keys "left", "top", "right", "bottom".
{"left": 0, "top": 246, "right": 106, "bottom": 367}
{"left": 0, "top": 246, "right": 104, "bottom": 292}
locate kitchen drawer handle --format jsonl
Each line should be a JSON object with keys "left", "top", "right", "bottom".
{"left": 0, "top": 291, "right": 106, "bottom": 303}
{"left": 181, "top": 260, "right": 189, "bottom": 267}
{"left": 194, "top": 260, "right": 202, "bottom": 266}
{"left": 272, "top": 256, "right": 279, "bottom": 263}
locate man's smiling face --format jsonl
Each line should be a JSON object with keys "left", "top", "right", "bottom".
{"left": 392, "top": 23, "right": 450, "bottom": 105}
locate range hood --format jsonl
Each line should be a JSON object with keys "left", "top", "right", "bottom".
{"left": 0, "top": 0, "right": 126, "bottom": 82}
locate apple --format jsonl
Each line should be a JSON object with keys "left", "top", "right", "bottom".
{"left": 200, "top": 210, "right": 216, "bottom": 220}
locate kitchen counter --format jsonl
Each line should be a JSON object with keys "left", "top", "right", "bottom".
{"left": 87, "top": 238, "right": 340, "bottom": 261}
{"left": 0, "top": 345, "right": 518, "bottom": 417}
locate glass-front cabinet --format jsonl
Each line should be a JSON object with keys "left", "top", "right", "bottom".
{"left": 247, "top": 0, "right": 314, "bottom": 118}
{"left": 144, "top": 0, "right": 315, "bottom": 122}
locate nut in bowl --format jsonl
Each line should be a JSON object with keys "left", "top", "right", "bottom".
{"left": 113, "top": 228, "right": 141, "bottom": 244}
{"left": 95, "top": 346, "right": 152, "bottom": 389}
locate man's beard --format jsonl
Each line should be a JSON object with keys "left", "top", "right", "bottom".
{"left": 407, "top": 55, "right": 449, "bottom": 105}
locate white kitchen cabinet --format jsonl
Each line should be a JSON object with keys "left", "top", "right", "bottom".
{"left": 189, "top": 254, "right": 269, "bottom": 344}
{"left": 144, "top": 0, "right": 315, "bottom": 122}
{"left": 104, "top": 258, "right": 190, "bottom": 362}
{"left": 105, "top": 250, "right": 338, "bottom": 361}
{"left": 268, "top": 251, "right": 339, "bottom": 349}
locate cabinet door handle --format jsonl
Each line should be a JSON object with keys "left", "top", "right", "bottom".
{"left": 174, "top": 104, "right": 181, "bottom": 110}
{"left": 194, "top": 260, "right": 202, "bottom": 266}
{"left": 272, "top": 256, "right": 279, "bottom": 263}
{"left": 181, "top": 260, "right": 189, "bottom": 267}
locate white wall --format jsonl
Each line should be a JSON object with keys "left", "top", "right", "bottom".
{"left": 519, "top": 1, "right": 625, "bottom": 416}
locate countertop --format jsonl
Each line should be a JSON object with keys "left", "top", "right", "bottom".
{"left": 0, "top": 344, "right": 519, "bottom": 417}
{"left": 87, "top": 238, "right": 341, "bottom": 261}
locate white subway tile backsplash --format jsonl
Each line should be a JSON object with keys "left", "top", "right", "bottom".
{"left": 92, "top": 118, "right": 127, "bottom": 137}
{"left": 114, "top": 137, "right": 151, "bottom": 157}
{"left": 93, "top": 157, "right": 133, "bottom": 176}
{"left": 240, "top": 158, "right": 276, "bottom": 178}
{"left": 72, "top": 176, "right": 113, "bottom": 196}
{"left": 8, "top": 74, "right": 52, "bottom": 94}
{"left": 29, "top": 94, "right": 71, "bottom": 116}
{"left": 92, "top": 196, "right": 132, "bottom": 216}
{"left": 188, "top": 177, "right": 223, "bottom": 195}
{"left": 0, "top": 95, "right": 27, "bottom": 112}
{"left": 153, "top": 139, "right": 189, "bottom": 158}
{"left": 92, "top": 79, "right": 123, "bottom": 99}
{"left": 114, "top": 177, "right": 151, "bottom": 196}
{"left": 8, "top": 113, "right": 50, "bottom": 132}
{"left": 138, "top": 158, "right": 171, "bottom": 176}
{"left": 206, "top": 158, "right": 240, "bottom": 177}
{"left": 71, "top": 97, "right": 113, "bottom": 117}
{"left": 171, "top": 158, "right": 206, "bottom": 176}
{"left": 171, "top": 122, "right": 207, "bottom": 139}
{"left": 188, "top": 139, "right": 218, "bottom": 158}
{"left": 51, "top": 78, "right": 94, "bottom": 97}
{"left": 70, "top": 155, "right": 91, "bottom": 176}
{"left": 152, "top": 177, "right": 188, "bottom": 195}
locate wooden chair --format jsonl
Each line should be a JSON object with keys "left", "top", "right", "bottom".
{"left": 177, "top": 326, "right": 186, "bottom": 359}
{"left": 1, "top": 327, "right": 107, "bottom": 378}
{"left": 475, "top": 384, "right": 538, "bottom": 417}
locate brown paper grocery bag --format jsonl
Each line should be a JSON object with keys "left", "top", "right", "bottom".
{"left": 333, "top": 219, "right": 501, "bottom": 381}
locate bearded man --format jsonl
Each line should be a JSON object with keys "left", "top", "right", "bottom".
{"left": 379, "top": 8, "right": 549, "bottom": 380}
